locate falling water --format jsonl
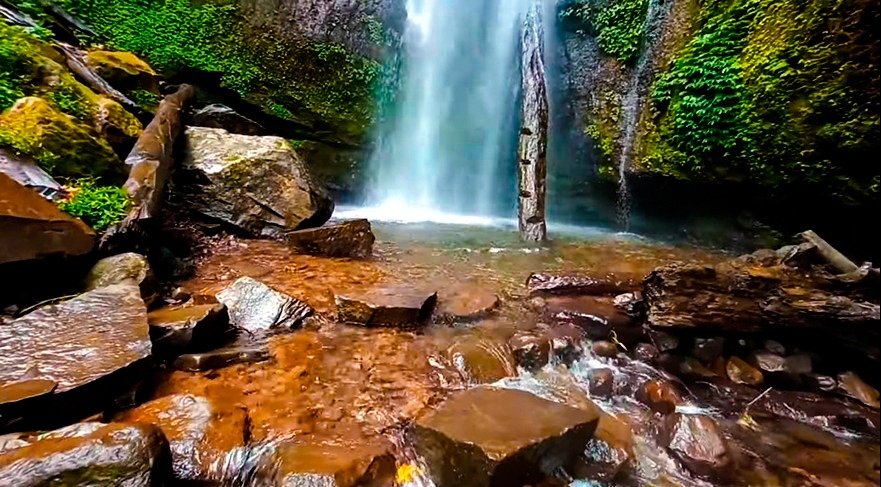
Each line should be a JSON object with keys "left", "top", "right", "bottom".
{"left": 367, "top": 0, "right": 533, "bottom": 219}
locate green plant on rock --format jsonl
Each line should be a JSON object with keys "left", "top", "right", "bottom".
{"left": 129, "top": 88, "right": 160, "bottom": 107}
{"left": 58, "top": 178, "right": 130, "bottom": 231}
{"left": 559, "top": 0, "right": 650, "bottom": 62}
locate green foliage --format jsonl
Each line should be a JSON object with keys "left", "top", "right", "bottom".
{"left": 129, "top": 88, "right": 160, "bottom": 107}
{"left": 46, "top": 82, "right": 90, "bottom": 119}
{"left": 58, "top": 178, "right": 130, "bottom": 231}
{"left": 559, "top": 0, "right": 649, "bottom": 62}
{"left": 365, "top": 16, "right": 386, "bottom": 45}
{"left": 286, "top": 139, "right": 306, "bottom": 150}
{"left": 56, "top": 0, "right": 383, "bottom": 139}
{"left": 0, "top": 22, "right": 34, "bottom": 111}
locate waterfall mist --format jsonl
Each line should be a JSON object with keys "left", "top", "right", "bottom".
{"left": 365, "top": 0, "right": 533, "bottom": 220}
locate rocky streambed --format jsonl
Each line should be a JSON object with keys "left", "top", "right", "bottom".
{"left": 0, "top": 221, "right": 879, "bottom": 487}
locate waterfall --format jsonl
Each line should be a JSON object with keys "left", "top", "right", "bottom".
{"left": 366, "top": 0, "right": 533, "bottom": 220}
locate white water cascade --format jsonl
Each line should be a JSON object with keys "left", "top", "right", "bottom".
{"left": 364, "top": 0, "right": 534, "bottom": 222}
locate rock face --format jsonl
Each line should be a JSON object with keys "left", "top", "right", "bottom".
{"left": 117, "top": 394, "right": 248, "bottom": 482}
{"left": 335, "top": 286, "right": 437, "bottom": 327}
{"left": 0, "top": 422, "right": 171, "bottom": 486}
{"left": 148, "top": 303, "right": 231, "bottom": 357}
{"left": 517, "top": 2, "right": 549, "bottom": 242}
{"left": 0, "top": 172, "right": 95, "bottom": 265}
{"left": 191, "top": 104, "right": 268, "bottom": 135}
{"left": 286, "top": 219, "right": 375, "bottom": 258}
{"left": 414, "top": 386, "right": 601, "bottom": 487}
{"left": 179, "top": 127, "right": 333, "bottom": 238}
{"left": 0, "top": 284, "right": 151, "bottom": 429}
{"left": 216, "top": 277, "right": 313, "bottom": 332}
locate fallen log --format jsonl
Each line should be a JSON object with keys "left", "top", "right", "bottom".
{"left": 101, "top": 84, "right": 194, "bottom": 247}
{"left": 56, "top": 43, "right": 141, "bottom": 113}
{"left": 799, "top": 230, "right": 860, "bottom": 275}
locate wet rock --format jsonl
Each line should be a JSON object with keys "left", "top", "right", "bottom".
{"left": 804, "top": 374, "right": 838, "bottom": 393}
{"left": 693, "top": 337, "right": 725, "bottom": 364}
{"left": 0, "top": 148, "right": 62, "bottom": 199}
{"left": 508, "top": 331, "right": 550, "bottom": 372}
{"left": 85, "top": 50, "right": 159, "bottom": 95}
{"left": 0, "top": 172, "right": 95, "bottom": 265}
{"left": 414, "top": 386, "right": 601, "bottom": 487}
{"left": 527, "top": 272, "right": 640, "bottom": 297}
{"left": 750, "top": 351, "right": 787, "bottom": 374}
{"left": 726, "top": 356, "right": 764, "bottom": 386}
{"left": 447, "top": 337, "right": 516, "bottom": 384}
{"left": 118, "top": 394, "right": 248, "bottom": 482}
{"left": 0, "top": 422, "right": 171, "bottom": 485}
{"left": 148, "top": 303, "right": 230, "bottom": 357}
{"left": 173, "top": 348, "right": 271, "bottom": 372}
{"left": 334, "top": 286, "right": 437, "bottom": 327}
{"left": 270, "top": 440, "right": 396, "bottom": 487}
{"left": 592, "top": 340, "right": 619, "bottom": 358}
{"left": 543, "top": 295, "right": 641, "bottom": 344}
{"left": 437, "top": 284, "right": 500, "bottom": 321}
{"left": 286, "top": 219, "right": 375, "bottom": 259}
{"left": 633, "top": 343, "right": 659, "bottom": 363}
{"left": 648, "top": 329, "right": 680, "bottom": 353}
{"left": 191, "top": 104, "right": 268, "bottom": 135}
{"left": 764, "top": 340, "right": 786, "bottom": 356}
{"left": 837, "top": 372, "right": 880, "bottom": 409}
{"left": 0, "top": 379, "right": 57, "bottom": 422}
{"left": 539, "top": 323, "right": 585, "bottom": 365}
{"left": 612, "top": 291, "right": 644, "bottom": 316}
{"left": 660, "top": 413, "right": 732, "bottom": 479}
{"left": 84, "top": 252, "right": 154, "bottom": 296}
{"left": 588, "top": 368, "right": 615, "bottom": 399}
{"left": 179, "top": 126, "right": 333, "bottom": 238}
{"left": 679, "top": 356, "right": 717, "bottom": 379}
{"left": 217, "top": 277, "right": 313, "bottom": 332}
{"left": 636, "top": 379, "right": 683, "bottom": 415}
{"left": 574, "top": 414, "right": 633, "bottom": 483}
{"left": 0, "top": 284, "right": 151, "bottom": 429}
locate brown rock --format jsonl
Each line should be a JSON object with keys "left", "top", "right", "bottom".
{"left": 286, "top": 219, "right": 375, "bottom": 259}
{"left": 636, "top": 380, "right": 683, "bottom": 415}
{"left": 0, "top": 422, "right": 171, "bottom": 485}
{"left": 437, "top": 284, "right": 500, "bottom": 321}
{"left": 173, "top": 348, "right": 270, "bottom": 372}
{"left": 118, "top": 394, "right": 248, "bottom": 482}
{"left": 660, "top": 414, "right": 732, "bottom": 479}
{"left": 335, "top": 286, "right": 437, "bottom": 327}
{"left": 527, "top": 272, "right": 640, "bottom": 297}
{"left": 217, "top": 277, "right": 313, "bottom": 332}
{"left": 84, "top": 252, "right": 154, "bottom": 294}
{"left": 272, "top": 440, "right": 396, "bottom": 487}
{"left": 575, "top": 413, "right": 633, "bottom": 482}
{"left": 414, "top": 387, "right": 601, "bottom": 487}
{"left": 447, "top": 337, "right": 516, "bottom": 384}
{"left": 750, "top": 351, "right": 786, "bottom": 374}
{"left": 588, "top": 368, "right": 615, "bottom": 399}
{"left": 726, "top": 357, "right": 764, "bottom": 386}
{"left": 612, "top": 291, "right": 644, "bottom": 316}
{"left": 679, "top": 356, "right": 717, "bottom": 379}
{"left": 0, "top": 284, "right": 151, "bottom": 429}
{"left": 837, "top": 372, "right": 880, "bottom": 409}
{"left": 542, "top": 295, "right": 641, "bottom": 343}
{"left": 539, "top": 323, "right": 585, "bottom": 365}
{"left": 0, "top": 379, "right": 57, "bottom": 421}
{"left": 633, "top": 343, "right": 659, "bottom": 362}
{"left": 0, "top": 172, "right": 95, "bottom": 265}
{"left": 148, "top": 303, "right": 230, "bottom": 356}
{"left": 508, "top": 331, "right": 550, "bottom": 372}
{"left": 592, "top": 340, "right": 619, "bottom": 358}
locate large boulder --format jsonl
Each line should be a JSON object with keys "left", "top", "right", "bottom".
{"left": 84, "top": 252, "right": 154, "bottom": 295}
{"left": 0, "top": 422, "right": 171, "bottom": 486}
{"left": 0, "top": 284, "right": 151, "bottom": 430}
{"left": 117, "top": 394, "right": 248, "bottom": 482}
{"left": 286, "top": 219, "right": 375, "bottom": 259}
{"left": 335, "top": 286, "right": 437, "bottom": 327}
{"left": 414, "top": 386, "right": 601, "bottom": 487}
{"left": 178, "top": 127, "right": 333, "bottom": 238}
{"left": 216, "top": 277, "right": 313, "bottom": 332}
{"left": 0, "top": 172, "right": 95, "bottom": 265}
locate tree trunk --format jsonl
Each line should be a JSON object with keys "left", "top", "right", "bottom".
{"left": 517, "top": 2, "right": 549, "bottom": 242}
{"left": 799, "top": 230, "right": 860, "bottom": 275}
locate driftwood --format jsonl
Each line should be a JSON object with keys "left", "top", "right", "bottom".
{"left": 56, "top": 43, "right": 140, "bottom": 112}
{"left": 799, "top": 230, "right": 860, "bottom": 275}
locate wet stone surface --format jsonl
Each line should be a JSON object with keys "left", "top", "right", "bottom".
{"left": 335, "top": 286, "right": 437, "bottom": 327}
{"left": 148, "top": 302, "right": 230, "bottom": 357}
{"left": 286, "top": 218, "right": 376, "bottom": 259}
{"left": 217, "top": 276, "right": 313, "bottom": 332}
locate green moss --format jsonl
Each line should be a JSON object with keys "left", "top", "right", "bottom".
{"left": 129, "top": 89, "right": 160, "bottom": 107}
{"left": 559, "top": 0, "right": 650, "bottom": 62}
{"left": 58, "top": 178, "right": 131, "bottom": 231}
{"left": 57, "top": 0, "right": 385, "bottom": 141}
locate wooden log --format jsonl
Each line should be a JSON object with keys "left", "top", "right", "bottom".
{"left": 799, "top": 230, "right": 860, "bottom": 275}
{"left": 56, "top": 43, "right": 141, "bottom": 113}
{"left": 517, "top": 1, "right": 549, "bottom": 242}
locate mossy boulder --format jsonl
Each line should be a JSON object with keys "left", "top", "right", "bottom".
{"left": 0, "top": 97, "right": 126, "bottom": 180}
{"left": 85, "top": 49, "right": 161, "bottom": 108}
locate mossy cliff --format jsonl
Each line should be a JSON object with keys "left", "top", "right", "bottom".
{"left": 561, "top": 0, "right": 879, "bottom": 207}
{"left": 52, "top": 0, "right": 405, "bottom": 145}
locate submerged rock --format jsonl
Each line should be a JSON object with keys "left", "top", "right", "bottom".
{"left": 285, "top": 219, "right": 375, "bottom": 259}
{"left": 0, "top": 284, "right": 151, "bottom": 429}
{"left": 191, "top": 104, "right": 267, "bottom": 135}
{"left": 216, "top": 277, "right": 313, "bottom": 332}
{"left": 84, "top": 252, "right": 154, "bottom": 296}
{"left": 414, "top": 386, "right": 600, "bottom": 487}
{"left": 592, "top": 340, "right": 619, "bottom": 358}
{"left": 179, "top": 127, "right": 333, "bottom": 238}
{"left": 508, "top": 331, "right": 550, "bottom": 372}
{"left": 335, "top": 286, "right": 437, "bottom": 327}
{"left": 0, "top": 422, "right": 171, "bottom": 486}
{"left": 693, "top": 337, "right": 725, "bottom": 364}
{"left": 542, "top": 295, "right": 641, "bottom": 344}
{"left": 633, "top": 343, "right": 660, "bottom": 362}
{"left": 0, "top": 172, "right": 95, "bottom": 265}
{"left": 172, "top": 348, "right": 271, "bottom": 372}
{"left": 148, "top": 303, "right": 230, "bottom": 357}
{"left": 527, "top": 272, "right": 639, "bottom": 297}
{"left": 660, "top": 413, "right": 732, "bottom": 479}
{"left": 588, "top": 368, "right": 615, "bottom": 399}
{"left": 636, "top": 379, "right": 683, "bottom": 415}
{"left": 437, "top": 283, "right": 500, "bottom": 321}
{"left": 447, "top": 337, "right": 516, "bottom": 384}
{"left": 271, "top": 440, "right": 396, "bottom": 487}
{"left": 118, "top": 394, "right": 248, "bottom": 482}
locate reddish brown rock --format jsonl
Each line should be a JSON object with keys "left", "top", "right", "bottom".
{"left": 447, "top": 337, "right": 516, "bottom": 384}
{"left": 148, "top": 303, "right": 230, "bottom": 356}
{"left": 0, "top": 172, "right": 95, "bottom": 265}
{"left": 172, "top": 348, "right": 270, "bottom": 372}
{"left": 0, "top": 379, "right": 57, "bottom": 423}
{"left": 575, "top": 413, "right": 633, "bottom": 482}
{"left": 272, "top": 440, "right": 396, "bottom": 487}
{"left": 286, "top": 219, "right": 375, "bottom": 259}
{"left": 592, "top": 340, "right": 619, "bottom": 358}
{"left": 0, "top": 422, "right": 171, "bottom": 485}
{"left": 527, "top": 272, "right": 640, "bottom": 297}
{"left": 542, "top": 295, "right": 641, "bottom": 343}
{"left": 838, "top": 372, "right": 880, "bottom": 409}
{"left": 508, "top": 331, "right": 550, "bottom": 372}
{"left": 726, "top": 357, "right": 764, "bottom": 386}
{"left": 414, "top": 387, "right": 601, "bottom": 487}
{"left": 660, "top": 414, "right": 732, "bottom": 479}
{"left": 679, "top": 357, "right": 717, "bottom": 379}
{"left": 636, "top": 380, "right": 683, "bottom": 415}
{"left": 117, "top": 394, "right": 248, "bottom": 482}
{"left": 437, "top": 284, "right": 500, "bottom": 321}
{"left": 588, "top": 368, "right": 615, "bottom": 399}
{"left": 335, "top": 285, "right": 437, "bottom": 328}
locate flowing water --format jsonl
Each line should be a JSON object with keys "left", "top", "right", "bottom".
{"left": 367, "top": 0, "right": 534, "bottom": 218}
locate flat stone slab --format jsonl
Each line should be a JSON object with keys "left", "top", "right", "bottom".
{"left": 414, "top": 386, "right": 601, "bottom": 487}
{"left": 335, "top": 286, "right": 437, "bottom": 327}
{"left": 286, "top": 219, "right": 375, "bottom": 259}
{"left": 216, "top": 277, "right": 313, "bottom": 332}
{"left": 272, "top": 441, "right": 396, "bottom": 487}
{"left": 0, "top": 422, "right": 171, "bottom": 485}
{"left": 0, "top": 284, "right": 151, "bottom": 429}
{"left": 118, "top": 394, "right": 248, "bottom": 482}
{"left": 148, "top": 303, "right": 230, "bottom": 356}
{"left": 437, "top": 284, "right": 500, "bottom": 321}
